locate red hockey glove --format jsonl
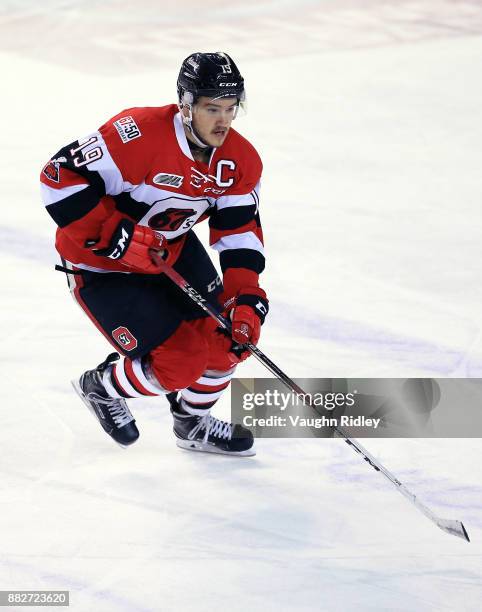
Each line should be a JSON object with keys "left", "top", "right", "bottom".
{"left": 91, "top": 219, "right": 168, "bottom": 274}
{"left": 223, "top": 287, "right": 269, "bottom": 346}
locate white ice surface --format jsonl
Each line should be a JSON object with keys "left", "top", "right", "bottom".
{"left": 1, "top": 1, "right": 482, "bottom": 611}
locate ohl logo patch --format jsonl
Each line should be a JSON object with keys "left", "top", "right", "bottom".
{"left": 112, "top": 326, "right": 138, "bottom": 351}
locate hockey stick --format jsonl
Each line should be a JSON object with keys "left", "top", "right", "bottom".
{"left": 152, "top": 252, "right": 470, "bottom": 542}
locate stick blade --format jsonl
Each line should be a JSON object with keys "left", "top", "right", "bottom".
{"left": 437, "top": 518, "right": 470, "bottom": 542}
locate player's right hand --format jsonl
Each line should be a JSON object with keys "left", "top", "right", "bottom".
{"left": 91, "top": 218, "right": 167, "bottom": 274}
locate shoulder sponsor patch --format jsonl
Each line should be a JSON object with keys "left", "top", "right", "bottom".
{"left": 153, "top": 173, "right": 184, "bottom": 188}
{"left": 113, "top": 115, "right": 141, "bottom": 144}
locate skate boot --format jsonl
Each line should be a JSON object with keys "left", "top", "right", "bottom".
{"left": 167, "top": 393, "right": 255, "bottom": 456}
{"left": 72, "top": 353, "right": 139, "bottom": 447}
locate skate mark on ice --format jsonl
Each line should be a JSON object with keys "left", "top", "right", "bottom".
{"left": 0, "top": 226, "right": 54, "bottom": 264}
{"left": 270, "top": 302, "right": 482, "bottom": 375}
{"left": 0, "top": 556, "right": 155, "bottom": 612}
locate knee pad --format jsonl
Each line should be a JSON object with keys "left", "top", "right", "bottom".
{"left": 148, "top": 321, "right": 210, "bottom": 391}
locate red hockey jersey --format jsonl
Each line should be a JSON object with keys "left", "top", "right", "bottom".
{"left": 40, "top": 104, "right": 264, "bottom": 294}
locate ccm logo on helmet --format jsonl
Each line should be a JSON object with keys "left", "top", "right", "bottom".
{"left": 219, "top": 82, "right": 238, "bottom": 87}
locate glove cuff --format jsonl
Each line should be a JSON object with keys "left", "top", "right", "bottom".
{"left": 92, "top": 218, "right": 135, "bottom": 260}
{"left": 235, "top": 287, "right": 269, "bottom": 325}
{"left": 222, "top": 267, "right": 259, "bottom": 299}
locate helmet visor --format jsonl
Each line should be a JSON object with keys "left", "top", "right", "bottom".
{"left": 185, "top": 89, "right": 247, "bottom": 118}
{"left": 191, "top": 97, "right": 246, "bottom": 122}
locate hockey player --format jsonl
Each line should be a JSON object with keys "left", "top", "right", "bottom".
{"left": 40, "top": 52, "right": 268, "bottom": 456}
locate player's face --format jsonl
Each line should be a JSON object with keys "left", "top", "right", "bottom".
{"left": 191, "top": 97, "right": 238, "bottom": 147}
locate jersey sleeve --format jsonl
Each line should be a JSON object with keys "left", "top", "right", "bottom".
{"left": 209, "top": 147, "right": 265, "bottom": 297}
{"left": 40, "top": 109, "right": 152, "bottom": 248}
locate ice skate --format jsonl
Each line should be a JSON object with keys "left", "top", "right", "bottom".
{"left": 167, "top": 393, "right": 255, "bottom": 457}
{"left": 72, "top": 353, "right": 139, "bottom": 447}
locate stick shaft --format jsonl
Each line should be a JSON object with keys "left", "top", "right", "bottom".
{"left": 153, "top": 253, "right": 469, "bottom": 541}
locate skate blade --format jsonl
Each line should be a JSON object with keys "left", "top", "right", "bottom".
{"left": 176, "top": 438, "right": 256, "bottom": 457}
{"left": 71, "top": 379, "right": 129, "bottom": 449}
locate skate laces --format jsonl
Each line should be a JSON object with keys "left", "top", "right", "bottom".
{"left": 89, "top": 392, "right": 133, "bottom": 428}
{"left": 188, "top": 413, "right": 233, "bottom": 443}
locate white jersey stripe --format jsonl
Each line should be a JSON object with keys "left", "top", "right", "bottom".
{"left": 211, "top": 231, "right": 265, "bottom": 255}
{"left": 102, "top": 370, "right": 124, "bottom": 399}
{"left": 65, "top": 260, "right": 132, "bottom": 274}
{"left": 132, "top": 357, "right": 167, "bottom": 395}
{"left": 181, "top": 388, "right": 225, "bottom": 404}
{"left": 130, "top": 181, "right": 212, "bottom": 214}
{"left": 197, "top": 371, "right": 235, "bottom": 386}
{"left": 215, "top": 182, "right": 261, "bottom": 210}
{"left": 114, "top": 359, "right": 145, "bottom": 398}
{"left": 60, "top": 259, "right": 79, "bottom": 293}
{"left": 252, "top": 184, "right": 260, "bottom": 211}
{"left": 130, "top": 181, "right": 213, "bottom": 207}
{"left": 78, "top": 131, "right": 137, "bottom": 196}
{"left": 41, "top": 182, "right": 88, "bottom": 205}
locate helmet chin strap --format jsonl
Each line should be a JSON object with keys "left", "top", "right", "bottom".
{"left": 180, "top": 103, "right": 210, "bottom": 149}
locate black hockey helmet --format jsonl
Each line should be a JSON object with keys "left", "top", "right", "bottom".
{"left": 177, "top": 52, "right": 245, "bottom": 106}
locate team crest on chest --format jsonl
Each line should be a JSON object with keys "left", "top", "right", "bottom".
{"left": 149, "top": 207, "right": 197, "bottom": 231}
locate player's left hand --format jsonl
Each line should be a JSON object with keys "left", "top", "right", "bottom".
{"left": 223, "top": 287, "right": 269, "bottom": 345}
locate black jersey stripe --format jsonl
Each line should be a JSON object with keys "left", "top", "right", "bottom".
{"left": 209, "top": 204, "right": 257, "bottom": 231}
{"left": 182, "top": 398, "right": 218, "bottom": 410}
{"left": 114, "top": 192, "right": 151, "bottom": 222}
{"left": 110, "top": 371, "right": 131, "bottom": 398}
{"left": 251, "top": 187, "right": 259, "bottom": 209}
{"left": 219, "top": 248, "right": 265, "bottom": 274}
{"left": 45, "top": 185, "right": 101, "bottom": 228}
